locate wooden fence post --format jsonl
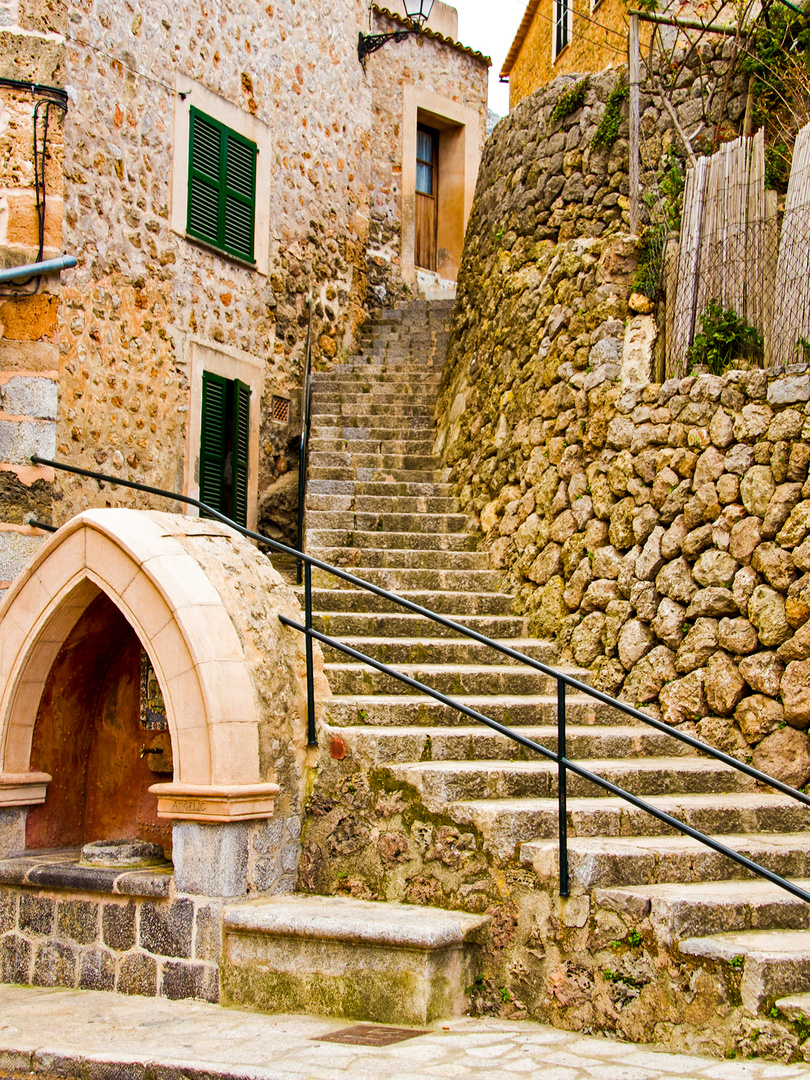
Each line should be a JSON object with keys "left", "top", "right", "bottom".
{"left": 629, "top": 12, "right": 641, "bottom": 234}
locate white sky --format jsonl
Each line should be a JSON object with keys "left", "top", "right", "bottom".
{"left": 452, "top": 0, "right": 528, "bottom": 115}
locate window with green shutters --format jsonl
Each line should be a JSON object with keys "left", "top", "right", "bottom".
{"left": 187, "top": 107, "right": 257, "bottom": 263}
{"left": 200, "top": 370, "right": 251, "bottom": 528}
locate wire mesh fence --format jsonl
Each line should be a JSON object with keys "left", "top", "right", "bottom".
{"left": 641, "top": 122, "right": 810, "bottom": 378}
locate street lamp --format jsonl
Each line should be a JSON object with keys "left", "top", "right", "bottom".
{"left": 358, "top": 0, "right": 435, "bottom": 62}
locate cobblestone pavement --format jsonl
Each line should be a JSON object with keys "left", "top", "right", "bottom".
{"left": 0, "top": 987, "right": 808, "bottom": 1080}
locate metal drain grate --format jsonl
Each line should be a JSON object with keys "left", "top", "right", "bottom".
{"left": 313, "top": 1024, "right": 427, "bottom": 1046}
{"left": 272, "top": 395, "right": 290, "bottom": 422}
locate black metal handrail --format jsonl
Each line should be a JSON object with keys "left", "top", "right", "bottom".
{"left": 296, "top": 295, "right": 314, "bottom": 586}
{"left": 30, "top": 456, "right": 810, "bottom": 905}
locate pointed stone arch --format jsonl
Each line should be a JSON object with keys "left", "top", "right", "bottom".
{"left": 0, "top": 509, "right": 282, "bottom": 823}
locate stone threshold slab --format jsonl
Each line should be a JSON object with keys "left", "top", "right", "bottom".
{"left": 223, "top": 893, "right": 489, "bottom": 948}
{"left": 0, "top": 848, "right": 173, "bottom": 897}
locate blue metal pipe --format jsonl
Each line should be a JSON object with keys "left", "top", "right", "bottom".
{"left": 0, "top": 255, "right": 77, "bottom": 284}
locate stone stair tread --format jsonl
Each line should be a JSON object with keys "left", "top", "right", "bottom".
{"left": 324, "top": 692, "right": 596, "bottom": 707}
{"left": 458, "top": 792, "right": 807, "bottom": 819}
{"left": 223, "top": 894, "right": 489, "bottom": 949}
{"left": 679, "top": 927, "right": 810, "bottom": 960}
{"left": 774, "top": 992, "right": 810, "bottom": 1018}
{"left": 522, "top": 831, "right": 810, "bottom": 865}
{"left": 317, "top": 635, "right": 554, "bottom": 653}
{"left": 392, "top": 756, "right": 750, "bottom": 776}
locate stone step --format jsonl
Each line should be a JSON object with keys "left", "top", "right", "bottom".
{"left": 319, "top": 636, "right": 555, "bottom": 666}
{"left": 322, "top": 662, "right": 577, "bottom": 697}
{"left": 321, "top": 692, "right": 625, "bottom": 727}
{"left": 349, "top": 494, "right": 457, "bottom": 513}
{"left": 311, "top": 566, "right": 501, "bottom": 592}
{"left": 521, "top": 832, "right": 810, "bottom": 890}
{"left": 453, "top": 793, "right": 810, "bottom": 863}
{"left": 313, "top": 549, "right": 489, "bottom": 570}
{"left": 309, "top": 438, "right": 435, "bottom": 455}
{"left": 311, "top": 390, "right": 440, "bottom": 403}
{"left": 308, "top": 452, "right": 438, "bottom": 470}
{"left": 307, "top": 495, "right": 459, "bottom": 516}
{"left": 775, "top": 990, "right": 810, "bottom": 1024}
{"left": 310, "top": 402, "right": 435, "bottom": 418}
{"left": 322, "top": 723, "right": 701, "bottom": 764}
{"left": 311, "top": 393, "right": 438, "bottom": 408}
{"left": 308, "top": 494, "right": 457, "bottom": 515}
{"left": 311, "top": 420, "right": 435, "bottom": 437}
{"left": 316, "top": 368, "right": 443, "bottom": 383}
{"left": 308, "top": 467, "right": 444, "bottom": 483}
{"left": 387, "top": 756, "right": 757, "bottom": 804}
{"left": 679, "top": 928, "right": 810, "bottom": 1013}
{"left": 309, "top": 587, "right": 513, "bottom": 615}
{"left": 306, "top": 528, "right": 473, "bottom": 552}
{"left": 221, "top": 894, "right": 489, "bottom": 1026}
{"left": 595, "top": 879, "right": 810, "bottom": 947}
{"left": 308, "top": 479, "right": 454, "bottom": 497}
{"left": 306, "top": 510, "right": 470, "bottom": 535}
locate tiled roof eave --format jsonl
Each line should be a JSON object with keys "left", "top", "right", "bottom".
{"left": 371, "top": 5, "right": 492, "bottom": 65}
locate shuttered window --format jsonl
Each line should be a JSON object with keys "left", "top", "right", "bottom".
{"left": 187, "top": 108, "right": 257, "bottom": 263}
{"left": 200, "top": 370, "right": 251, "bottom": 528}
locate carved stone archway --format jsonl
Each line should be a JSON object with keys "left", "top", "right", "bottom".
{"left": 0, "top": 509, "right": 300, "bottom": 827}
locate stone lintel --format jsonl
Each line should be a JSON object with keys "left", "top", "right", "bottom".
{"left": 0, "top": 771, "right": 51, "bottom": 806}
{"left": 149, "top": 782, "right": 279, "bottom": 822}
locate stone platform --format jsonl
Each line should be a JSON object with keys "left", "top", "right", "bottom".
{"left": 0, "top": 985, "right": 802, "bottom": 1080}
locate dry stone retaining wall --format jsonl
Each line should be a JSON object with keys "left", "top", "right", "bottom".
{"left": 434, "top": 62, "right": 810, "bottom": 780}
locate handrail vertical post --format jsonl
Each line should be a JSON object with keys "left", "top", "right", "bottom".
{"left": 296, "top": 295, "right": 314, "bottom": 586}
{"left": 558, "top": 676, "right": 569, "bottom": 898}
{"left": 304, "top": 560, "right": 317, "bottom": 747}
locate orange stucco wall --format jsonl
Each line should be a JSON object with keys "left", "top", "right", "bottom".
{"left": 507, "top": 0, "right": 652, "bottom": 107}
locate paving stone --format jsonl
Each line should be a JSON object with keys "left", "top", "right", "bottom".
{"left": 0, "top": 984, "right": 793, "bottom": 1080}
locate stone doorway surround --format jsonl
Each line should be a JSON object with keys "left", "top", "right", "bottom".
{"left": 0, "top": 508, "right": 326, "bottom": 896}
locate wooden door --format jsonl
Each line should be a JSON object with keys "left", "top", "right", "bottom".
{"left": 415, "top": 124, "right": 438, "bottom": 271}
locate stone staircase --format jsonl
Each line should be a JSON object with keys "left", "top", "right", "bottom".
{"left": 247, "top": 299, "right": 810, "bottom": 1054}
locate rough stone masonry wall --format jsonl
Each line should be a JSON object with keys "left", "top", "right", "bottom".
{"left": 0, "top": 0, "right": 65, "bottom": 586}
{"left": 431, "top": 60, "right": 810, "bottom": 781}
{"left": 0, "top": 884, "right": 222, "bottom": 1003}
{"left": 57, "top": 0, "right": 372, "bottom": 520}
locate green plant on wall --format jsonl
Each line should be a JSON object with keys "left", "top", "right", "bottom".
{"left": 633, "top": 223, "right": 667, "bottom": 300}
{"left": 592, "top": 79, "right": 629, "bottom": 150}
{"left": 550, "top": 77, "right": 589, "bottom": 123}
{"left": 686, "top": 300, "right": 763, "bottom": 374}
{"left": 658, "top": 152, "right": 685, "bottom": 231}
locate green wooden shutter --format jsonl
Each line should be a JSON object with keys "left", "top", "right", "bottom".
{"left": 187, "top": 108, "right": 257, "bottom": 263}
{"left": 200, "top": 370, "right": 228, "bottom": 515}
{"left": 230, "top": 379, "right": 251, "bottom": 528}
{"left": 188, "top": 110, "right": 223, "bottom": 250}
{"left": 223, "top": 134, "right": 256, "bottom": 262}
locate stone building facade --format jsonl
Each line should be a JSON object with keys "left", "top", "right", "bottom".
{"left": 0, "top": 0, "right": 488, "bottom": 574}
{"left": 365, "top": 4, "right": 488, "bottom": 304}
{"left": 500, "top": 0, "right": 638, "bottom": 108}
{"left": 0, "top": 0, "right": 64, "bottom": 589}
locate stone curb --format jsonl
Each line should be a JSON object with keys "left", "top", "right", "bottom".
{"left": 0, "top": 1048, "right": 301, "bottom": 1080}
